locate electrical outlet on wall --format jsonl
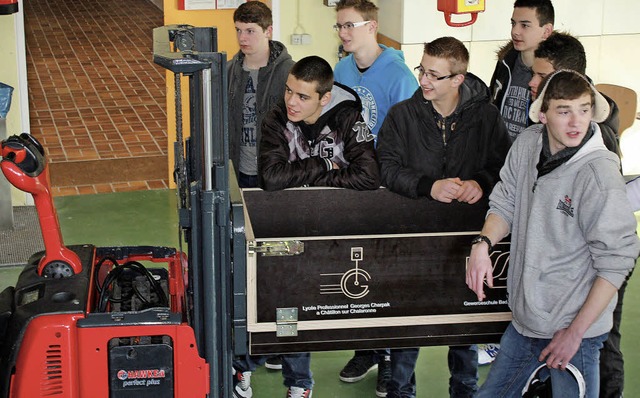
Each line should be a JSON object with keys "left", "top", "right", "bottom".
{"left": 324, "top": 0, "right": 339, "bottom": 6}
{"left": 301, "top": 34, "right": 312, "bottom": 45}
{"left": 291, "top": 34, "right": 302, "bottom": 45}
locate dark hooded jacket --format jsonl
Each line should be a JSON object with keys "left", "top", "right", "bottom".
{"left": 490, "top": 42, "right": 621, "bottom": 154}
{"left": 377, "top": 73, "right": 511, "bottom": 199}
{"left": 227, "top": 40, "right": 295, "bottom": 179}
{"left": 489, "top": 41, "right": 521, "bottom": 115}
{"left": 259, "top": 82, "right": 380, "bottom": 191}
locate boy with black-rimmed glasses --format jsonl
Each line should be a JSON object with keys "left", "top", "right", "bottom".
{"left": 377, "top": 36, "right": 510, "bottom": 398}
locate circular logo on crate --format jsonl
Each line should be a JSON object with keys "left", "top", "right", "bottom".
{"left": 340, "top": 267, "right": 370, "bottom": 299}
{"left": 117, "top": 370, "right": 128, "bottom": 380}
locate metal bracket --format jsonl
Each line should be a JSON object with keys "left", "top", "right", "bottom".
{"left": 276, "top": 307, "right": 298, "bottom": 337}
{"left": 249, "top": 240, "right": 304, "bottom": 256}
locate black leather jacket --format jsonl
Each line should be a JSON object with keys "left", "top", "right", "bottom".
{"left": 259, "top": 83, "right": 380, "bottom": 191}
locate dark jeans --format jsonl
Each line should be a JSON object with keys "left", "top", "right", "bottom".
{"left": 234, "top": 353, "right": 313, "bottom": 389}
{"left": 599, "top": 269, "right": 633, "bottom": 398}
{"left": 387, "top": 345, "right": 478, "bottom": 398}
{"left": 238, "top": 172, "right": 258, "bottom": 189}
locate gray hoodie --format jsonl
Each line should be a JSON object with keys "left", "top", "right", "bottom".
{"left": 488, "top": 123, "right": 639, "bottom": 339}
{"left": 227, "top": 40, "right": 294, "bottom": 179}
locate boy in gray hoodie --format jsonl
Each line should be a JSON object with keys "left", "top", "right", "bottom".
{"left": 466, "top": 70, "right": 639, "bottom": 397}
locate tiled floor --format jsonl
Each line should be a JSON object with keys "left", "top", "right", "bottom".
{"left": 23, "top": 0, "right": 169, "bottom": 196}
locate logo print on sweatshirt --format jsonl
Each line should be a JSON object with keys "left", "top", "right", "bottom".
{"left": 354, "top": 86, "right": 378, "bottom": 133}
{"left": 556, "top": 195, "right": 574, "bottom": 217}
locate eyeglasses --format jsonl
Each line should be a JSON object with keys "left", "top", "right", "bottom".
{"left": 414, "top": 65, "right": 457, "bottom": 81}
{"left": 333, "top": 21, "right": 371, "bottom": 31}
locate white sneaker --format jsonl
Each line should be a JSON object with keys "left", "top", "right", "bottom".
{"left": 478, "top": 344, "right": 500, "bottom": 365}
{"left": 232, "top": 368, "right": 253, "bottom": 398}
{"left": 286, "top": 386, "right": 313, "bottom": 398}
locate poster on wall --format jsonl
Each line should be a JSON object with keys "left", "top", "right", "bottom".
{"left": 216, "top": 0, "right": 246, "bottom": 9}
{"left": 179, "top": 0, "right": 245, "bottom": 10}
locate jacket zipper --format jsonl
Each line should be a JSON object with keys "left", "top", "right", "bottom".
{"left": 439, "top": 118, "right": 448, "bottom": 177}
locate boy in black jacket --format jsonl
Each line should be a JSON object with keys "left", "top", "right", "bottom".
{"left": 259, "top": 55, "right": 380, "bottom": 191}
{"left": 253, "top": 56, "right": 379, "bottom": 398}
{"left": 490, "top": 0, "right": 554, "bottom": 141}
{"left": 377, "top": 36, "right": 510, "bottom": 398}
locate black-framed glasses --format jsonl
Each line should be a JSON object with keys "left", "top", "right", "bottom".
{"left": 414, "top": 65, "right": 457, "bottom": 81}
{"left": 333, "top": 20, "right": 371, "bottom": 31}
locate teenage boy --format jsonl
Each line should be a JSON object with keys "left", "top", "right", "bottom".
{"left": 237, "top": 57, "right": 378, "bottom": 398}
{"left": 529, "top": 35, "right": 630, "bottom": 397}
{"left": 529, "top": 31, "right": 620, "bottom": 154}
{"left": 228, "top": 1, "right": 294, "bottom": 188}
{"left": 377, "top": 37, "right": 511, "bottom": 398}
{"left": 259, "top": 55, "right": 380, "bottom": 191}
{"left": 490, "top": 0, "right": 554, "bottom": 141}
{"left": 228, "top": 0, "right": 293, "bottom": 378}
{"left": 333, "top": 1, "right": 416, "bottom": 394}
{"left": 333, "top": 0, "right": 417, "bottom": 142}
{"left": 467, "top": 70, "right": 640, "bottom": 397}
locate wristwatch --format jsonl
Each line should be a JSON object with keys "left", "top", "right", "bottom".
{"left": 471, "top": 235, "right": 493, "bottom": 252}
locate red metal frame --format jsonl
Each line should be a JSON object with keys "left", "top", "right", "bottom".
{"left": 8, "top": 250, "right": 208, "bottom": 398}
{"left": 1, "top": 136, "right": 82, "bottom": 276}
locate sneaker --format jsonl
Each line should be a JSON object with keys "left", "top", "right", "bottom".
{"left": 232, "top": 368, "right": 253, "bottom": 398}
{"left": 478, "top": 343, "right": 500, "bottom": 365}
{"left": 286, "top": 386, "right": 312, "bottom": 398}
{"left": 376, "top": 356, "right": 391, "bottom": 397}
{"left": 265, "top": 355, "right": 283, "bottom": 370}
{"left": 339, "top": 353, "right": 378, "bottom": 382}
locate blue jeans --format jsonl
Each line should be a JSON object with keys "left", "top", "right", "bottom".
{"left": 234, "top": 353, "right": 313, "bottom": 389}
{"left": 387, "top": 346, "right": 478, "bottom": 398}
{"left": 477, "top": 323, "right": 607, "bottom": 398}
{"left": 238, "top": 172, "right": 258, "bottom": 188}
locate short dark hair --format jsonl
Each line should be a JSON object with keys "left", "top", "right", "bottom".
{"left": 290, "top": 56, "right": 334, "bottom": 97}
{"left": 513, "top": 0, "right": 555, "bottom": 26}
{"left": 540, "top": 71, "right": 594, "bottom": 113}
{"left": 423, "top": 37, "right": 469, "bottom": 75}
{"left": 535, "top": 31, "right": 586, "bottom": 74}
{"left": 335, "top": 0, "right": 378, "bottom": 21}
{"left": 233, "top": 1, "right": 272, "bottom": 31}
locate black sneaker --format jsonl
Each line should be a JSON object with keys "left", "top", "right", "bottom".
{"left": 265, "top": 355, "right": 283, "bottom": 370}
{"left": 339, "top": 353, "right": 378, "bottom": 383}
{"left": 376, "top": 356, "right": 391, "bottom": 397}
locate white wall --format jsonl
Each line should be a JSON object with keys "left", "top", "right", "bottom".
{"left": 376, "top": 0, "right": 640, "bottom": 100}
{"left": 376, "top": 0, "right": 640, "bottom": 174}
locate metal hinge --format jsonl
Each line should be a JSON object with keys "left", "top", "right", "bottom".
{"left": 248, "top": 240, "right": 305, "bottom": 256}
{"left": 276, "top": 307, "right": 298, "bottom": 337}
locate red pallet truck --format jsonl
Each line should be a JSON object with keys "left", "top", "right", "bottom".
{"left": 0, "top": 25, "right": 236, "bottom": 397}
{"left": 0, "top": 132, "right": 209, "bottom": 397}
